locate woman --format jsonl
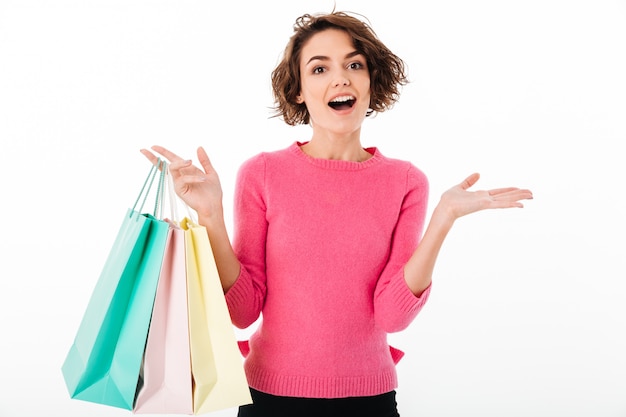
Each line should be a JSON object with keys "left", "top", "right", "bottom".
{"left": 142, "top": 11, "right": 532, "bottom": 417}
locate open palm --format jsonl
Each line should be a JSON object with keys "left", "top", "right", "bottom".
{"left": 440, "top": 173, "right": 533, "bottom": 220}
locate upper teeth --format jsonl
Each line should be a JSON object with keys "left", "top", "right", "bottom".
{"left": 330, "top": 96, "right": 354, "bottom": 103}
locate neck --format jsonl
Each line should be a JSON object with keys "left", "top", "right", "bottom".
{"left": 301, "top": 131, "right": 371, "bottom": 162}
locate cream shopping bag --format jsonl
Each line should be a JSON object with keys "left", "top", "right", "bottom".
{"left": 181, "top": 217, "right": 252, "bottom": 414}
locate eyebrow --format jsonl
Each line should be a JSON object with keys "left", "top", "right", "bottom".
{"left": 305, "top": 50, "right": 363, "bottom": 66}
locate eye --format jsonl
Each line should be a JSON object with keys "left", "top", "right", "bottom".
{"left": 312, "top": 66, "right": 326, "bottom": 74}
{"left": 349, "top": 61, "right": 365, "bottom": 70}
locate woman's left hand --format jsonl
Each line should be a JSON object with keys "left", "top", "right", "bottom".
{"left": 438, "top": 172, "right": 533, "bottom": 221}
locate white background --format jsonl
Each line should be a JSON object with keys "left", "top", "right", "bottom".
{"left": 1, "top": 0, "right": 625, "bottom": 416}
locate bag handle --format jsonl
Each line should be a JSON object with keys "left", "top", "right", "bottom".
{"left": 165, "top": 166, "right": 180, "bottom": 222}
{"left": 154, "top": 160, "right": 167, "bottom": 219}
{"left": 183, "top": 200, "right": 197, "bottom": 224}
{"left": 131, "top": 158, "right": 167, "bottom": 218}
{"left": 157, "top": 161, "right": 197, "bottom": 224}
{"left": 163, "top": 166, "right": 198, "bottom": 224}
{"left": 140, "top": 158, "right": 199, "bottom": 224}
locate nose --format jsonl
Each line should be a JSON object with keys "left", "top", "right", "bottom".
{"left": 333, "top": 73, "right": 350, "bottom": 87}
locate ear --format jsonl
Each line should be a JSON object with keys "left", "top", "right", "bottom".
{"left": 296, "top": 94, "right": 304, "bottom": 104}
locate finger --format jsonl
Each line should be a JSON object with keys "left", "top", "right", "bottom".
{"left": 151, "top": 145, "right": 184, "bottom": 163}
{"left": 179, "top": 173, "right": 210, "bottom": 184}
{"left": 169, "top": 158, "right": 193, "bottom": 174}
{"left": 491, "top": 188, "right": 534, "bottom": 201}
{"left": 197, "top": 146, "right": 216, "bottom": 175}
{"left": 490, "top": 201, "right": 525, "bottom": 209}
{"left": 460, "top": 172, "right": 480, "bottom": 190}
{"left": 139, "top": 149, "right": 159, "bottom": 165}
{"left": 487, "top": 187, "right": 520, "bottom": 196}
{"left": 148, "top": 145, "right": 194, "bottom": 175}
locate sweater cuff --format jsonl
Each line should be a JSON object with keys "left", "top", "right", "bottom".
{"left": 224, "top": 269, "right": 252, "bottom": 318}
{"left": 393, "top": 272, "right": 432, "bottom": 314}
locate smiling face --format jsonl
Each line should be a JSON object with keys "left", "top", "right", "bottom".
{"left": 297, "top": 29, "right": 371, "bottom": 139}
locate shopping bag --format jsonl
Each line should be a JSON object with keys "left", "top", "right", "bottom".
{"left": 181, "top": 217, "right": 252, "bottom": 414}
{"left": 133, "top": 222, "right": 192, "bottom": 414}
{"left": 133, "top": 171, "right": 193, "bottom": 414}
{"left": 62, "top": 161, "right": 169, "bottom": 410}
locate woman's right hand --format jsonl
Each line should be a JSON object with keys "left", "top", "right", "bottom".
{"left": 140, "top": 145, "right": 224, "bottom": 219}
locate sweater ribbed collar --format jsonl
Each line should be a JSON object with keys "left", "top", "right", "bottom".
{"left": 289, "top": 141, "right": 382, "bottom": 171}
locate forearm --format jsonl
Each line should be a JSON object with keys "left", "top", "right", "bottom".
{"left": 198, "top": 210, "right": 241, "bottom": 293}
{"left": 403, "top": 203, "right": 456, "bottom": 296}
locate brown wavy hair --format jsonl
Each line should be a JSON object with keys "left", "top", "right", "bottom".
{"left": 271, "top": 11, "right": 409, "bottom": 126}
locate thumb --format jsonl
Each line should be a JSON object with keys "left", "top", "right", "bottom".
{"left": 460, "top": 172, "right": 480, "bottom": 190}
{"left": 197, "top": 146, "right": 216, "bottom": 175}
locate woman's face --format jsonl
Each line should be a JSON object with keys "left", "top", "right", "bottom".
{"left": 297, "top": 29, "right": 371, "bottom": 137}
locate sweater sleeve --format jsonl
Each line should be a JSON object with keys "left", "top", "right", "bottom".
{"left": 373, "top": 163, "right": 431, "bottom": 333}
{"left": 224, "top": 154, "right": 268, "bottom": 329}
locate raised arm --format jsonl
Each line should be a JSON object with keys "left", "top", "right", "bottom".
{"left": 140, "top": 145, "right": 241, "bottom": 292}
{"left": 404, "top": 172, "right": 533, "bottom": 296}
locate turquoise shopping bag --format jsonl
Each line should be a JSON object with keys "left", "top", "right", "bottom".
{"left": 62, "top": 161, "right": 169, "bottom": 410}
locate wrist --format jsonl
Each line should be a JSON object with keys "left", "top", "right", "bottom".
{"left": 431, "top": 202, "right": 457, "bottom": 230}
{"left": 196, "top": 204, "right": 225, "bottom": 228}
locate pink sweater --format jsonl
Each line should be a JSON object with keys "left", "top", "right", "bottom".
{"left": 225, "top": 141, "right": 431, "bottom": 399}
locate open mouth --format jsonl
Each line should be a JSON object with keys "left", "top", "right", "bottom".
{"left": 328, "top": 95, "right": 356, "bottom": 111}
